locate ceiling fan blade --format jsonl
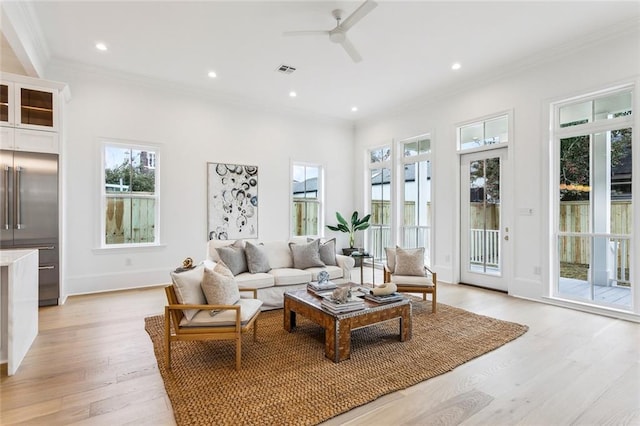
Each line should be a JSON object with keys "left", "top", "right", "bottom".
{"left": 340, "top": 0, "right": 378, "bottom": 32}
{"left": 283, "top": 30, "right": 330, "bottom": 37}
{"left": 339, "top": 37, "right": 362, "bottom": 63}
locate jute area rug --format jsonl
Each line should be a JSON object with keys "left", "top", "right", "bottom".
{"left": 145, "top": 301, "right": 528, "bottom": 425}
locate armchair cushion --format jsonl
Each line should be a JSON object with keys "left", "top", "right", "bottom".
{"left": 180, "top": 298, "right": 263, "bottom": 327}
{"left": 170, "top": 265, "right": 206, "bottom": 321}
{"left": 394, "top": 246, "right": 425, "bottom": 276}
{"left": 391, "top": 274, "right": 434, "bottom": 286}
{"left": 201, "top": 262, "right": 241, "bottom": 306}
{"left": 289, "top": 239, "right": 325, "bottom": 269}
{"left": 385, "top": 247, "right": 397, "bottom": 273}
{"left": 245, "top": 241, "right": 272, "bottom": 273}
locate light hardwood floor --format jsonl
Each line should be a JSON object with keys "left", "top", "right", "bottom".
{"left": 2, "top": 269, "right": 639, "bottom": 425}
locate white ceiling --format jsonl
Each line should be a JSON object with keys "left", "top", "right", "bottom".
{"left": 5, "top": 1, "right": 640, "bottom": 121}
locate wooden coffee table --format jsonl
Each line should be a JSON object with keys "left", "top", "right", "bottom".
{"left": 283, "top": 288, "right": 412, "bottom": 362}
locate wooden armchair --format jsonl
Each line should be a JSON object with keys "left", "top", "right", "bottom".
{"left": 384, "top": 260, "right": 437, "bottom": 314}
{"left": 164, "top": 285, "right": 262, "bottom": 371}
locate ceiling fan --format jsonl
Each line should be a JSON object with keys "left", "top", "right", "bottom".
{"left": 283, "top": 0, "right": 378, "bottom": 63}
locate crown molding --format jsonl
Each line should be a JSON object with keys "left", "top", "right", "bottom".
{"left": 1, "top": 1, "right": 50, "bottom": 78}
{"left": 358, "top": 17, "right": 640, "bottom": 126}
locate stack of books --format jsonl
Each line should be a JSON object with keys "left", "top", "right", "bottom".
{"left": 321, "top": 295, "right": 365, "bottom": 314}
{"left": 307, "top": 280, "right": 337, "bottom": 295}
{"left": 364, "top": 292, "right": 404, "bottom": 304}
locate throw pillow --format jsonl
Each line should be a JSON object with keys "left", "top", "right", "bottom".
{"left": 385, "top": 247, "right": 396, "bottom": 273}
{"left": 245, "top": 241, "right": 271, "bottom": 273}
{"left": 289, "top": 239, "right": 325, "bottom": 269}
{"left": 308, "top": 238, "right": 338, "bottom": 266}
{"left": 170, "top": 264, "right": 206, "bottom": 321}
{"left": 201, "top": 262, "right": 241, "bottom": 306}
{"left": 216, "top": 241, "right": 248, "bottom": 276}
{"left": 394, "top": 246, "right": 425, "bottom": 276}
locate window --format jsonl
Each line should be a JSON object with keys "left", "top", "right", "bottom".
{"left": 458, "top": 114, "right": 509, "bottom": 151}
{"left": 101, "top": 141, "right": 159, "bottom": 247}
{"left": 291, "top": 163, "right": 323, "bottom": 237}
{"left": 401, "top": 135, "right": 432, "bottom": 264}
{"left": 553, "top": 86, "right": 633, "bottom": 310}
{"left": 368, "top": 146, "right": 392, "bottom": 259}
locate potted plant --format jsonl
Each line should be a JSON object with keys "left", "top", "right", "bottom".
{"left": 326, "top": 211, "right": 371, "bottom": 253}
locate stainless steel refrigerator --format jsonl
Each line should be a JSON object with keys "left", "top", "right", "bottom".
{"left": 1, "top": 150, "right": 59, "bottom": 306}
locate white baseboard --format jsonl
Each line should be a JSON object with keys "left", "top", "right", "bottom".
{"left": 64, "top": 268, "right": 170, "bottom": 297}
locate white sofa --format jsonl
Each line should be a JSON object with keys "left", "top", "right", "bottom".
{"left": 206, "top": 238, "right": 355, "bottom": 310}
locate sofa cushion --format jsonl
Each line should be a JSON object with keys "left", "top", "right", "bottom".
{"left": 310, "top": 238, "right": 337, "bottom": 266}
{"left": 262, "top": 241, "right": 293, "bottom": 269}
{"left": 201, "top": 262, "right": 240, "bottom": 306}
{"left": 394, "top": 246, "right": 425, "bottom": 276}
{"left": 270, "top": 268, "right": 312, "bottom": 286}
{"left": 207, "top": 239, "right": 237, "bottom": 262}
{"left": 305, "top": 265, "right": 343, "bottom": 281}
{"left": 170, "top": 265, "right": 206, "bottom": 321}
{"left": 289, "top": 239, "right": 324, "bottom": 269}
{"left": 180, "top": 298, "right": 263, "bottom": 327}
{"left": 216, "top": 241, "right": 248, "bottom": 275}
{"left": 245, "top": 241, "right": 271, "bottom": 273}
{"left": 234, "top": 272, "right": 275, "bottom": 290}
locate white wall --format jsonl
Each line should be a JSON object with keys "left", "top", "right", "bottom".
{"left": 354, "top": 30, "right": 639, "bottom": 308}
{"left": 46, "top": 67, "right": 355, "bottom": 297}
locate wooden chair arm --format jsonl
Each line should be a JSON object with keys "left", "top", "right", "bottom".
{"left": 239, "top": 288, "right": 258, "bottom": 298}
{"left": 383, "top": 265, "right": 392, "bottom": 283}
{"left": 167, "top": 303, "right": 240, "bottom": 312}
{"left": 424, "top": 266, "right": 437, "bottom": 286}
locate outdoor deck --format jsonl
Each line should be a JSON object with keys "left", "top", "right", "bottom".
{"left": 558, "top": 278, "right": 632, "bottom": 308}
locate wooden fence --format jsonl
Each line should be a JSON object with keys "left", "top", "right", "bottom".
{"left": 105, "top": 197, "right": 155, "bottom": 244}
{"left": 558, "top": 201, "right": 632, "bottom": 265}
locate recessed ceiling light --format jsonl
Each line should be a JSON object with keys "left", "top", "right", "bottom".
{"left": 451, "top": 62, "right": 461, "bottom": 71}
{"left": 207, "top": 71, "right": 217, "bottom": 78}
{"left": 351, "top": 106, "right": 358, "bottom": 112}
{"left": 289, "top": 91, "right": 297, "bottom": 98}
{"left": 95, "top": 42, "right": 108, "bottom": 51}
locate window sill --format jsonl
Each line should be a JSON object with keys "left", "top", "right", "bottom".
{"left": 92, "top": 243, "right": 167, "bottom": 254}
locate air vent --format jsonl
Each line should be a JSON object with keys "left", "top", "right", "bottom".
{"left": 276, "top": 64, "right": 297, "bottom": 74}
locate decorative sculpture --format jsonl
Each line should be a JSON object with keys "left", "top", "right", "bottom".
{"left": 331, "top": 286, "right": 350, "bottom": 303}
{"left": 372, "top": 282, "right": 397, "bottom": 296}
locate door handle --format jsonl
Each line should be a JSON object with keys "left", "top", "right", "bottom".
{"left": 15, "top": 166, "right": 22, "bottom": 229}
{"left": 39, "top": 265, "right": 55, "bottom": 270}
{"left": 504, "top": 235, "right": 509, "bottom": 241}
{"left": 3, "top": 165, "right": 8, "bottom": 230}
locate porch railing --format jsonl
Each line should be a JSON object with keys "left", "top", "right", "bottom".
{"left": 368, "top": 225, "right": 431, "bottom": 264}
{"left": 469, "top": 228, "right": 500, "bottom": 267}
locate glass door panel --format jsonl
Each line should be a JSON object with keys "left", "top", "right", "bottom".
{"left": 460, "top": 149, "right": 509, "bottom": 291}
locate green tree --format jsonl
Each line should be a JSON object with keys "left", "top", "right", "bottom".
{"left": 559, "top": 129, "right": 630, "bottom": 201}
{"left": 105, "top": 151, "right": 155, "bottom": 193}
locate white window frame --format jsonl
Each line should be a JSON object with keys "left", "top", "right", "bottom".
{"left": 457, "top": 111, "right": 513, "bottom": 153}
{"left": 99, "top": 139, "right": 161, "bottom": 248}
{"left": 290, "top": 161, "right": 324, "bottom": 238}
{"left": 550, "top": 83, "right": 636, "bottom": 312}
{"left": 367, "top": 144, "right": 393, "bottom": 259}
{"left": 398, "top": 133, "right": 433, "bottom": 264}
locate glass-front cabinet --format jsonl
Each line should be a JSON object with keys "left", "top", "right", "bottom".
{"left": 1, "top": 83, "right": 13, "bottom": 126}
{"left": 0, "top": 82, "right": 57, "bottom": 131}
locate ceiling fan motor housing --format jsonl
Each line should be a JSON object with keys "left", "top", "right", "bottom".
{"left": 329, "top": 29, "right": 346, "bottom": 43}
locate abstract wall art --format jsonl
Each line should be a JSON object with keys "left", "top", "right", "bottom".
{"left": 207, "top": 162, "right": 258, "bottom": 240}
